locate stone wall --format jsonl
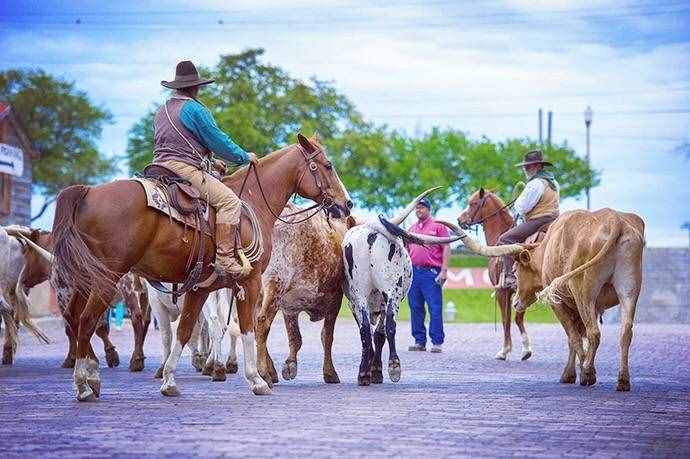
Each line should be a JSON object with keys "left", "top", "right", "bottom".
{"left": 604, "top": 248, "right": 690, "bottom": 324}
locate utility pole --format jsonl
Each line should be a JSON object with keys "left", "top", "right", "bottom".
{"left": 584, "top": 106, "right": 593, "bottom": 210}
{"left": 547, "top": 110, "right": 553, "bottom": 146}
{"left": 538, "top": 109, "right": 543, "bottom": 144}
{"left": 682, "top": 222, "right": 690, "bottom": 248}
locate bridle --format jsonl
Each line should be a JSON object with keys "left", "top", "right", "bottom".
{"left": 237, "top": 144, "right": 340, "bottom": 225}
{"left": 461, "top": 192, "right": 517, "bottom": 229}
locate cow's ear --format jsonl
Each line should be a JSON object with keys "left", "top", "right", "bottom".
{"left": 30, "top": 229, "right": 41, "bottom": 242}
{"left": 479, "top": 188, "right": 485, "bottom": 198}
{"left": 516, "top": 250, "right": 531, "bottom": 265}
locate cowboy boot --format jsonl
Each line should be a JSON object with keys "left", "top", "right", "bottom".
{"left": 215, "top": 223, "right": 252, "bottom": 278}
{"left": 501, "top": 255, "right": 517, "bottom": 290}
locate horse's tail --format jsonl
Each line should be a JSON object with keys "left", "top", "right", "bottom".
{"left": 52, "top": 185, "right": 120, "bottom": 300}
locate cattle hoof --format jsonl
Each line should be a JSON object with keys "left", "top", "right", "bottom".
{"left": 371, "top": 368, "right": 383, "bottom": 384}
{"left": 580, "top": 368, "right": 597, "bottom": 386}
{"left": 616, "top": 380, "right": 631, "bottom": 392}
{"left": 105, "top": 347, "right": 120, "bottom": 368}
{"left": 560, "top": 372, "right": 576, "bottom": 384}
{"left": 521, "top": 350, "right": 532, "bottom": 361}
{"left": 388, "top": 359, "right": 401, "bottom": 383}
{"left": 494, "top": 350, "right": 509, "bottom": 361}
{"left": 76, "top": 385, "right": 97, "bottom": 402}
{"left": 160, "top": 384, "right": 180, "bottom": 397}
{"left": 281, "top": 359, "right": 297, "bottom": 381}
{"left": 202, "top": 360, "right": 214, "bottom": 376}
{"left": 323, "top": 372, "right": 340, "bottom": 384}
{"left": 87, "top": 379, "right": 101, "bottom": 398}
{"left": 2, "top": 347, "right": 14, "bottom": 365}
{"left": 154, "top": 366, "right": 164, "bottom": 379}
{"left": 61, "top": 356, "right": 76, "bottom": 368}
{"left": 225, "top": 361, "right": 238, "bottom": 374}
{"left": 128, "top": 355, "right": 145, "bottom": 372}
{"left": 192, "top": 353, "right": 206, "bottom": 372}
{"left": 250, "top": 379, "right": 272, "bottom": 395}
{"left": 358, "top": 373, "right": 371, "bottom": 386}
{"left": 212, "top": 363, "right": 226, "bottom": 382}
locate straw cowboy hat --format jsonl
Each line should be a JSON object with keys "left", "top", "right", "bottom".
{"left": 515, "top": 149, "right": 553, "bottom": 167}
{"left": 161, "top": 61, "right": 215, "bottom": 89}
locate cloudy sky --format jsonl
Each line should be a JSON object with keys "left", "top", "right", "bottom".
{"left": 2, "top": 0, "right": 689, "bottom": 246}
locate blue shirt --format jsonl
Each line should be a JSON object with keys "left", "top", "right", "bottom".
{"left": 178, "top": 99, "right": 249, "bottom": 166}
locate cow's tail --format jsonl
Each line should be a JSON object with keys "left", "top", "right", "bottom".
{"left": 52, "top": 185, "right": 120, "bottom": 301}
{"left": 14, "top": 265, "right": 51, "bottom": 344}
{"left": 538, "top": 214, "right": 622, "bottom": 305}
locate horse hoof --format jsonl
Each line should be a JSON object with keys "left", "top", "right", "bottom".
{"left": 211, "top": 365, "right": 227, "bottom": 382}
{"left": 105, "top": 348, "right": 120, "bottom": 368}
{"left": 323, "top": 372, "right": 340, "bottom": 384}
{"left": 521, "top": 351, "right": 532, "bottom": 361}
{"left": 129, "top": 356, "right": 145, "bottom": 372}
{"left": 202, "top": 361, "right": 214, "bottom": 376}
{"left": 225, "top": 361, "right": 238, "bottom": 374}
{"left": 494, "top": 351, "right": 508, "bottom": 361}
{"left": 281, "top": 360, "right": 297, "bottom": 381}
{"left": 251, "top": 381, "right": 272, "bottom": 395}
{"left": 616, "top": 380, "right": 631, "bottom": 392}
{"left": 358, "top": 373, "right": 371, "bottom": 386}
{"left": 160, "top": 384, "right": 180, "bottom": 397}
{"left": 388, "top": 359, "right": 401, "bottom": 383}
{"left": 154, "top": 367, "right": 164, "bottom": 379}
{"left": 371, "top": 369, "right": 383, "bottom": 384}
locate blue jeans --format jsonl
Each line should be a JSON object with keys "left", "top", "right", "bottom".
{"left": 408, "top": 266, "right": 444, "bottom": 346}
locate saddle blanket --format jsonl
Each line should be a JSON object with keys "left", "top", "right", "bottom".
{"left": 131, "top": 178, "right": 212, "bottom": 236}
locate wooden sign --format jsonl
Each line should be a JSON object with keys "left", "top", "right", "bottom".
{"left": 0, "top": 143, "right": 24, "bottom": 177}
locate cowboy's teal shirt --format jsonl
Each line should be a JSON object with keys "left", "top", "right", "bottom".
{"left": 179, "top": 99, "right": 249, "bottom": 166}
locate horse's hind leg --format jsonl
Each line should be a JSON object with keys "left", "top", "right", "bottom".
{"left": 74, "top": 291, "right": 117, "bottom": 402}
{"left": 95, "top": 311, "right": 119, "bottom": 368}
{"left": 514, "top": 290, "right": 532, "bottom": 361}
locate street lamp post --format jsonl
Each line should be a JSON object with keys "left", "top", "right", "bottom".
{"left": 584, "top": 106, "right": 593, "bottom": 210}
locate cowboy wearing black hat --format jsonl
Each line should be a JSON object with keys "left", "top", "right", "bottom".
{"left": 152, "top": 60, "right": 258, "bottom": 278}
{"left": 497, "top": 149, "right": 560, "bottom": 289}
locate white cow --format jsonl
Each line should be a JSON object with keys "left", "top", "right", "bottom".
{"left": 145, "top": 280, "right": 239, "bottom": 382}
{"left": 0, "top": 225, "right": 50, "bottom": 365}
{"left": 341, "top": 189, "right": 461, "bottom": 386}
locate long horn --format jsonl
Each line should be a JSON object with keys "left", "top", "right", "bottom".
{"left": 16, "top": 233, "right": 54, "bottom": 264}
{"left": 379, "top": 216, "right": 463, "bottom": 246}
{"left": 437, "top": 220, "right": 524, "bottom": 257}
{"left": 4, "top": 225, "right": 32, "bottom": 237}
{"left": 389, "top": 186, "right": 444, "bottom": 225}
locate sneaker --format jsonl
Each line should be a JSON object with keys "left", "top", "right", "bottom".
{"left": 408, "top": 343, "right": 426, "bottom": 352}
{"left": 430, "top": 344, "right": 443, "bottom": 353}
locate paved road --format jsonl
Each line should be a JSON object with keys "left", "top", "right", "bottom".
{"left": 1, "top": 317, "right": 688, "bottom": 458}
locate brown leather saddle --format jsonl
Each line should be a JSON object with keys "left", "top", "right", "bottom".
{"left": 143, "top": 164, "right": 206, "bottom": 216}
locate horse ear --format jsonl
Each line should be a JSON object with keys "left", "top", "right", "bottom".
{"left": 479, "top": 188, "right": 485, "bottom": 198}
{"left": 297, "top": 133, "right": 313, "bottom": 152}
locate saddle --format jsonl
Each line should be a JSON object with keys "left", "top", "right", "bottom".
{"left": 142, "top": 164, "right": 205, "bottom": 216}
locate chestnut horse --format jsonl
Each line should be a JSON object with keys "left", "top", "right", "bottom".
{"left": 457, "top": 189, "right": 533, "bottom": 361}
{"left": 51, "top": 134, "right": 352, "bottom": 401}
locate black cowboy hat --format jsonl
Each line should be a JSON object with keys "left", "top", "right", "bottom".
{"left": 161, "top": 61, "right": 215, "bottom": 89}
{"left": 515, "top": 149, "right": 553, "bottom": 167}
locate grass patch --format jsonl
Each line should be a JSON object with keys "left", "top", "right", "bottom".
{"left": 338, "top": 288, "right": 556, "bottom": 323}
{"left": 448, "top": 253, "right": 488, "bottom": 268}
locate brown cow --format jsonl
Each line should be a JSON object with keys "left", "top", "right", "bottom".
{"left": 509, "top": 209, "right": 645, "bottom": 391}
{"left": 255, "top": 203, "right": 355, "bottom": 385}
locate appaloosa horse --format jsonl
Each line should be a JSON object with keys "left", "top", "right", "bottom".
{"left": 457, "top": 188, "right": 541, "bottom": 361}
{"left": 51, "top": 134, "right": 352, "bottom": 401}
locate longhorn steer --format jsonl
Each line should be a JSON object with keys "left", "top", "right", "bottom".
{"left": 509, "top": 209, "right": 645, "bottom": 391}
{"left": 255, "top": 203, "right": 355, "bottom": 385}
{"left": 341, "top": 189, "right": 462, "bottom": 386}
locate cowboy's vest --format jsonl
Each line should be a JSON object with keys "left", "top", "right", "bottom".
{"left": 526, "top": 178, "right": 560, "bottom": 221}
{"left": 153, "top": 97, "right": 210, "bottom": 170}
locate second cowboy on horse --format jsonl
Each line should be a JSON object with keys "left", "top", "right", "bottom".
{"left": 498, "top": 149, "right": 560, "bottom": 289}
{"left": 152, "top": 60, "right": 258, "bottom": 278}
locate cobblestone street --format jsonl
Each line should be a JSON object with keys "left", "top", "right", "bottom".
{"left": 1, "top": 317, "right": 688, "bottom": 458}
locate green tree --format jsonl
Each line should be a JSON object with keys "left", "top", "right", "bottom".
{"left": 0, "top": 69, "right": 115, "bottom": 220}
{"left": 126, "top": 48, "right": 372, "bottom": 175}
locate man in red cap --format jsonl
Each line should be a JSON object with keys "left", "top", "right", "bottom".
{"left": 152, "top": 60, "right": 258, "bottom": 278}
